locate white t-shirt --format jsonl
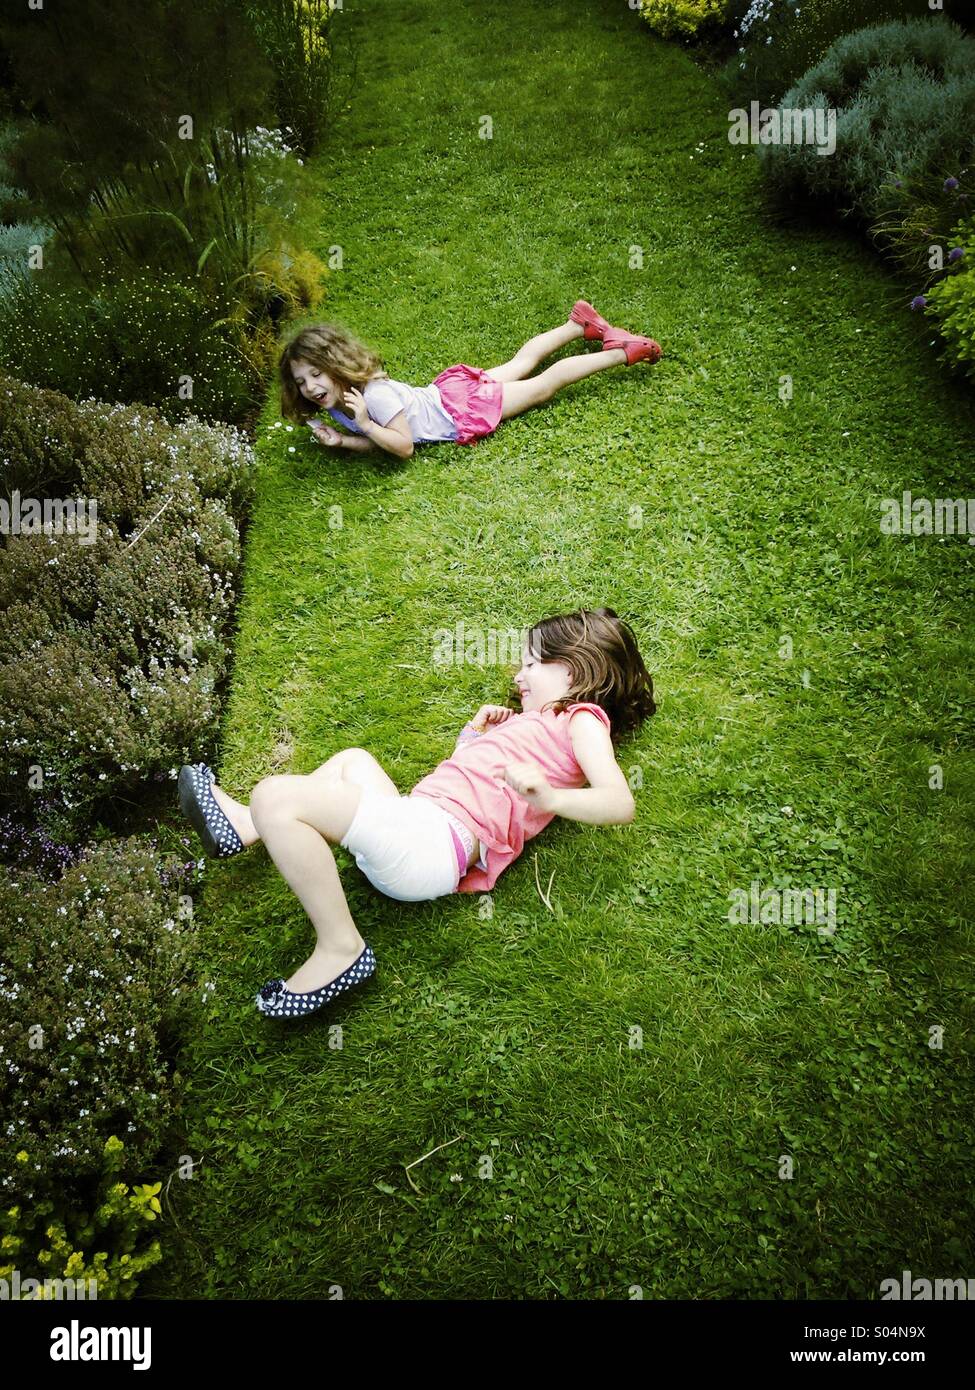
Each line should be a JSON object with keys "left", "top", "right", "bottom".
{"left": 326, "top": 376, "right": 458, "bottom": 443}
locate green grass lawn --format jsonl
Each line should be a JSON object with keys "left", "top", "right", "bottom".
{"left": 145, "top": 0, "right": 975, "bottom": 1299}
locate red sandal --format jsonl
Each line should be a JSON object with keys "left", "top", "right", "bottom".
{"left": 570, "top": 299, "right": 612, "bottom": 341}
{"left": 602, "top": 325, "right": 662, "bottom": 365}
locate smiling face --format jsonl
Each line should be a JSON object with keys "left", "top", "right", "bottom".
{"left": 513, "top": 640, "right": 572, "bottom": 713}
{"left": 290, "top": 356, "right": 344, "bottom": 410}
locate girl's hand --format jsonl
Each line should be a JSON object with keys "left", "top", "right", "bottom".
{"left": 309, "top": 421, "right": 344, "bottom": 448}
{"left": 343, "top": 387, "right": 370, "bottom": 428}
{"left": 504, "top": 761, "right": 556, "bottom": 813}
{"left": 471, "top": 704, "right": 515, "bottom": 733}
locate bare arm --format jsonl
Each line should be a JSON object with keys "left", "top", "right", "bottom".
{"left": 338, "top": 432, "right": 379, "bottom": 454}
{"left": 360, "top": 411, "right": 414, "bottom": 460}
{"left": 343, "top": 389, "right": 414, "bottom": 460}
{"left": 308, "top": 420, "right": 377, "bottom": 454}
{"left": 503, "top": 711, "right": 635, "bottom": 825}
{"left": 454, "top": 704, "right": 515, "bottom": 752}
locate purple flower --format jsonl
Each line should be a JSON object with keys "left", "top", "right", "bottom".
{"left": 948, "top": 247, "right": 965, "bottom": 263}
{"left": 910, "top": 296, "right": 927, "bottom": 311}
{"left": 944, "top": 177, "right": 959, "bottom": 191}
{"left": 893, "top": 179, "right": 903, "bottom": 189}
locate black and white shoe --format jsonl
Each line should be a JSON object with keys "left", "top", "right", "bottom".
{"left": 177, "top": 762, "right": 245, "bottom": 858}
{"left": 256, "top": 945, "right": 377, "bottom": 1019}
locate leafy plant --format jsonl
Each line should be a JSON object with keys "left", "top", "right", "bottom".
{"left": 0, "top": 271, "right": 261, "bottom": 424}
{"left": 0, "top": 839, "right": 203, "bottom": 1205}
{"left": 756, "top": 18, "right": 975, "bottom": 224}
{"left": 244, "top": 0, "right": 346, "bottom": 159}
{"left": 0, "top": 1, "right": 327, "bottom": 392}
{"left": 925, "top": 216, "right": 975, "bottom": 384}
{"left": 867, "top": 157, "right": 974, "bottom": 280}
{"left": 639, "top": 0, "right": 731, "bottom": 42}
{"left": 0, "top": 1137, "right": 165, "bottom": 1300}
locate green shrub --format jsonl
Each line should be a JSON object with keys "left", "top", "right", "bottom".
{"left": 756, "top": 19, "right": 975, "bottom": 223}
{"left": 639, "top": 0, "right": 730, "bottom": 42}
{"left": 244, "top": 1, "right": 341, "bottom": 158}
{"left": 784, "top": 16, "right": 972, "bottom": 107}
{"left": 0, "top": 375, "right": 255, "bottom": 840}
{"left": 0, "top": 4, "right": 328, "bottom": 403}
{"left": 0, "top": 373, "right": 86, "bottom": 499}
{"left": 722, "top": 0, "right": 958, "bottom": 108}
{"left": 0, "top": 1136, "right": 165, "bottom": 1300}
{"left": 0, "top": 271, "right": 261, "bottom": 426}
{"left": 0, "top": 837, "right": 201, "bottom": 1209}
{"left": 925, "top": 218, "right": 975, "bottom": 385}
{"left": 868, "top": 156, "right": 974, "bottom": 279}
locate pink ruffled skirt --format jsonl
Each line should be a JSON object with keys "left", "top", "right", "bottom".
{"left": 433, "top": 363, "right": 505, "bottom": 445}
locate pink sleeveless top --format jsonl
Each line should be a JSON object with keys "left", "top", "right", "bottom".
{"left": 409, "top": 702, "right": 612, "bottom": 893}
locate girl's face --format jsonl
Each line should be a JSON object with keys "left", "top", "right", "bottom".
{"left": 290, "top": 356, "right": 343, "bottom": 409}
{"left": 514, "top": 642, "right": 572, "bottom": 713}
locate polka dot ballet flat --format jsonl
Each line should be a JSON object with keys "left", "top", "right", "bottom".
{"left": 256, "top": 944, "right": 377, "bottom": 1020}
{"left": 177, "top": 762, "right": 245, "bottom": 858}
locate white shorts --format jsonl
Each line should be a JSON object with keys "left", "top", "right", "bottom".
{"left": 339, "top": 791, "right": 483, "bottom": 902}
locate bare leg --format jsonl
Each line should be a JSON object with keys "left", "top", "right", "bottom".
{"left": 210, "top": 783, "right": 259, "bottom": 846}
{"left": 209, "top": 747, "right": 399, "bottom": 849}
{"left": 249, "top": 773, "right": 369, "bottom": 992}
{"left": 308, "top": 746, "right": 400, "bottom": 799}
{"left": 205, "top": 750, "right": 401, "bottom": 992}
{"left": 499, "top": 346, "right": 627, "bottom": 420}
{"left": 483, "top": 318, "right": 585, "bottom": 382}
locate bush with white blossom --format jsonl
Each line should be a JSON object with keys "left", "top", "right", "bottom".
{"left": 0, "top": 372, "right": 255, "bottom": 845}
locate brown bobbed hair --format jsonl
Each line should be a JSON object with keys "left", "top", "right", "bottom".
{"left": 513, "top": 607, "right": 656, "bottom": 741}
{"left": 278, "top": 323, "right": 389, "bottom": 423}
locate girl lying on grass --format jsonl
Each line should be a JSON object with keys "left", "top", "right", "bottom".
{"left": 278, "top": 303, "right": 662, "bottom": 457}
{"left": 177, "top": 607, "right": 656, "bottom": 1020}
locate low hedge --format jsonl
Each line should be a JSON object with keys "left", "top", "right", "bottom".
{"left": 722, "top": 0, "right": 949, "bottom": 108}
{"left": 755, "top": 18, "right": 975, "bottom": 224}
{"left": 0, "top": 835, "right": 204, "bottom": 1296}
{"left": 0, "top": 373, "right": 255, "bottom": 845}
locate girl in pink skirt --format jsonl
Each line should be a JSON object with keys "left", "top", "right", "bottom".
{"left": 177, "top": 608, "right": 656, "bottom": 1021}
{"left": 277, "top": 303, "right": 662, "bottom": 457}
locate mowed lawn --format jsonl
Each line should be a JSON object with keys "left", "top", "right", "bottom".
{"left": 147, "top": 0, "right": 975, "bottom": 1299}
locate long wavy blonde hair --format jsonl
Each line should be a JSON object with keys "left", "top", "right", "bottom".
{"left": 278, "top": 323, "right": 389, "bottom": 422}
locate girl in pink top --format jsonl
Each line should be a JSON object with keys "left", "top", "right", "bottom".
{"left": 277, "top": 306, "right": 662, "bottom": 457}
{"left": 177, "top": 607, "right": 655, "bottom": 1021}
